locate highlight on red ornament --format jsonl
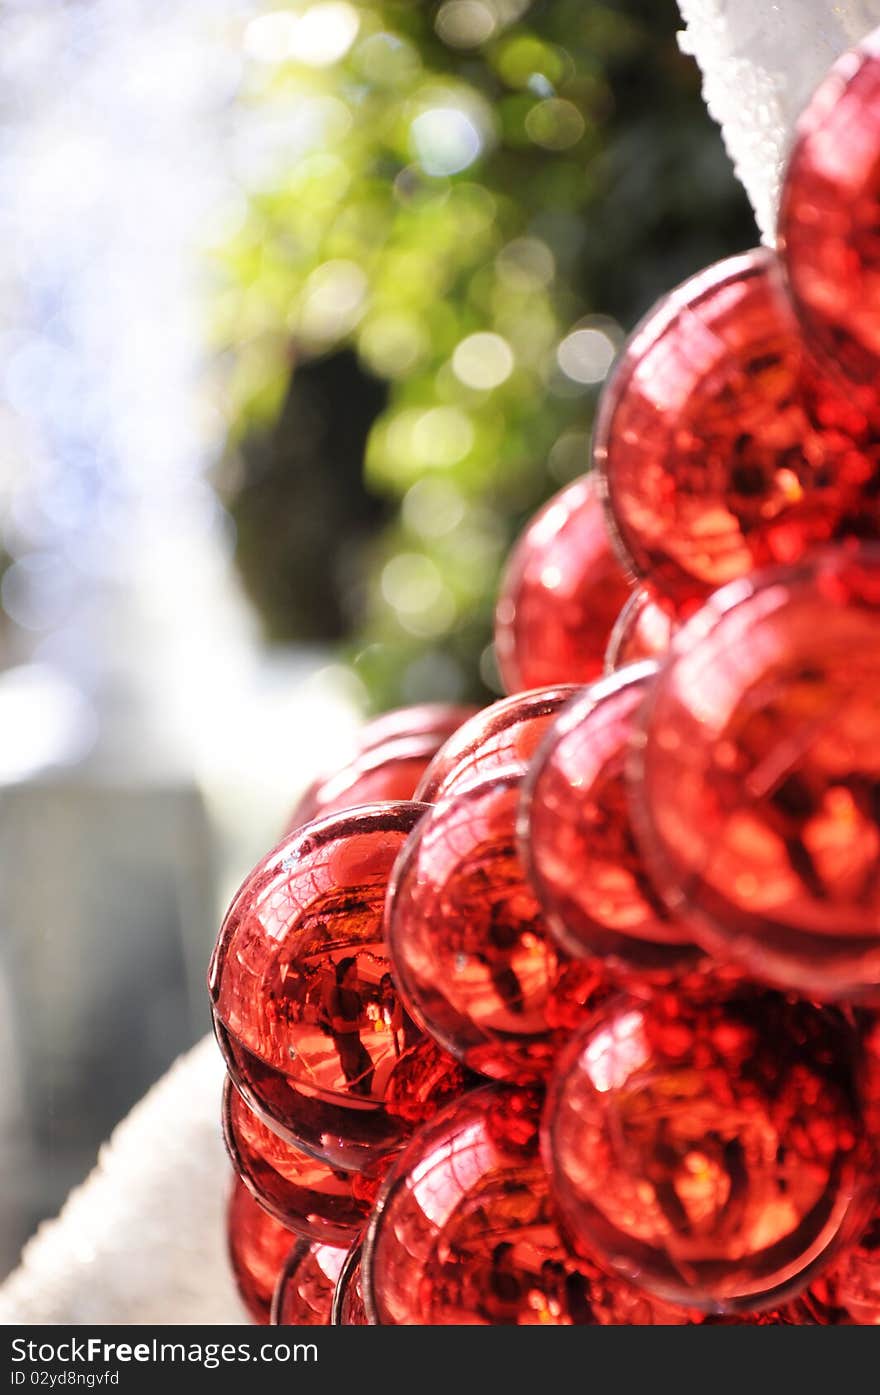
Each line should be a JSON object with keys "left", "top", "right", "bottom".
{"left": 521, "top": 664, "right": 706, "bottom": 987}
{"left": 362, "top": 1084, "right": 694, "bottom": 1325}
{"left": 595, "top": 248, "right": 880, "bottom": 610}
{"left": 222, "top": 1077, "right": 376, "bottom": 1244}
{"left": 544, "top": 992, "right": 877, "bottom": 1314}
{"left": 778, "top": 29, "right": 880, "bottom": 387}
{"left": 386, "top": 765, "right": 610, "bottom": 1082}
{"left": 494, "top": 473, "right": 632, "bottom": 694}
{"left": 414, "top": 685, "right": 578, "bottom": 804}
{"left": 287, "top": 704, "right": 477, "bottom": 831}
{"left": 633, "top": 547, "right": 880, "bottom": 1001}
{"left": 209, "top": 801, "right": 430, "bottom": 1170}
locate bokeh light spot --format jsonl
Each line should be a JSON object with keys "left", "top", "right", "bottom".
{"left": 411, "top": 107, "right": 483, "bottom": 176}
{"left": 452, "top": 331, "right": 514, "bottom": 390}
{"left": 556, "top": 326, "right": 617, "bottom": 384}
{"left": 435, "top": 2, "right": 496, "bottom": 49}
{"left": 525, "top": 97, "right": 585, "bottom": 150}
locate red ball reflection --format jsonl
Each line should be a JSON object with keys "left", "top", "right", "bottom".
{"left": 209, "top": 802, "right": 428, "bottom": 1169}
{"left": 604, "top": 589, "right": 676, "bottom": 674}
{"left": 222, "top": 1078, "right": 374, "bottom": 1244}
{"left": 288, "top": 705, "right": 476, "bottom": 830}
{"left": 363, "top": 1085, "right": 695, "bottom": 1325}
{"left": 331, "top": 1244, "right": 369, "bottom": 1326}
{"left": 521, "top": 665, "right": 705, "bottom": 986}
{"left": 414, "top": 687, "right": 578, "bottom": 805}
{"left": 227, "top": 1176, "right": 297, "bottom": 1325}
{"left": 271, "top": 1238, "right": 349, "bottom": 1326}
{"left": 634, "top": 548, "right": 880, "bottom": 1001}
{"left": 595, "top": 248, "right": 880, "bottom": 609}
{"left": 495, "top": 474, "right": 632, "bottom": 693}
{"left": 387, "top": 767, "right": 609, "bottom": 1082}
{"left": 545, "top": 992, "right": 875, "bottom": 1313}
{"left": 779, "top": 35, "right": 880, "bottom": 386}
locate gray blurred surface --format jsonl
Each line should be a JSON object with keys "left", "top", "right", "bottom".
{"left": 0, "top": 776, "right": 216, "bottom": 1277}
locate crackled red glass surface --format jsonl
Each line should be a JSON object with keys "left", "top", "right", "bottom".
{"left": 494, "top": 474, "right": 632, "bottom": 694}
{"left": 604, "top": 589, "right": 676, "bottom": 674}
{"left": 288, "top": 705, "right": 477, "bottom": 831}
{"left": 364, "top": 1085, "right": 698, "bottom": 1325}
{"left": 209, "top": 802, "right": 429, "bottom": 1169}
{"left": 545, "top": 992, "right": 875, "bottom": 1313}
{"left": 779, "top": 34, "right": 880, "bottom": 387}
{"left": 387, "top": 767, "right": 609, "bottom": 1081}
{"left": 271, "top": 1238, "right": 348, "bottom": 1326}
{"left": 521, "top": 665, "right": 705, "bottom": 986}
{"left": 634, "top": 549, "right": 880, "bottom": 1000}
{"left": 595, "top": 248, "right": 880, "bottom": 609}
{"left": 414, "top": 687, "right": 577, "bottom": 805}
{"left": 331, "top": 1244, "right": 369, "bottom": 1326}
{"left": 227, "top": 1177, "right": 297, "bottom": 1325}
{"left": 223, "top": 1078, "right": 375, "bottom": 1243}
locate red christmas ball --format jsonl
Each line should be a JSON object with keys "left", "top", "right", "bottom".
{"left": 634, "top": 548, "right": 880, "bottom": 1001}
{"left": 331, "top": 1244, "right": 369, "bottom": 1326}
{"left": 209, "top": 802, "right": 428, "bottom": 1170}
{"left": 363, "top": 1085, "right": 694, "bottom": 1325}
{"left": 779, "top": 33, "right": 880, "bottom": 387}
{"left": 387, "top": 767, "right": 610, "bottom": 1082}
{"left": 227, "top": 1176, "right": 297, "bottom": 1325}
{"left": 495, "top": 474, "right": 632, "bottom": 693}
{"left": 354, "top": 704, "right": 481, "bottom": 754}
{"left": 414, "top": 687, "right": 578, "bottom": 805}
{"left": 288, "top": 704, "right": 476, "bottom": 830}
{"left": 595, "top": 248, "right": 880, "bottom": 609}
{"left": 545, "top": 991, "right": 876, "bottom": 1313}
{"left": 604, "top": 588, "right": 676, "bottom": 673}
{"left": 271, "top": 1238, "right": 349, "bottom": 1326}
{"left": 521, "top": 665, "right": 706, "bottom": 986}
{"left": 222, "top": 1078, "right": 376, "bottom": 1244}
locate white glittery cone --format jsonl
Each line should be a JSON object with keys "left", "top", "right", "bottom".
{"left": 677, "top": 0, "right": 880, "bottom": 241}
{"left": 6, "top": 0, "right": 880, "bottom": 1331}
{"left": 0, "top": 1038, "right": 246, "bottom": 1325}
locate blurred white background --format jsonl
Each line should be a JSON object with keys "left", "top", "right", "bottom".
{"left": 0, "top": 0, "right": 362, "bottom": 1276}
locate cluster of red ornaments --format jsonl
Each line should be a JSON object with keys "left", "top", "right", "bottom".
{"left": 214, "top": 31, "right": 880, "bottom": 1326}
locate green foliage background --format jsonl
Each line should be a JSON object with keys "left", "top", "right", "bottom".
{"left": 215, "top": 0, "right": 755, "bottom": 711}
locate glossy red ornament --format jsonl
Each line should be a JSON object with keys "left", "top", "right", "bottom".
{"left": 521, "top": 665, "right": 705, "bottom": 986}
{"left": 288, "top": 705, "right": 476, "bottom": 831}
{"left": 227, "top": 1176, "right": 297, "bottom": 1325}
{"left": 387, "top": 767, "right": 610, "bottom": 1082}
{"left": 414, "top": 687, "right": 578, "bottom": 805}
{"left": 270, "top": 1238, "right": 349, "bottom": 1326}
{"left": 604, "top": 589, "right": 675, "bottom": 674}
{"left": 331, "top": 1244, "right": 369, "bottom": 1326}
{"left": 595, "top": 248, "right": 880, "bottom": 609}
{"left": 356, "top": 704, "right": 480, "bottom": 754}
{"left": 634, "top": 549, "right": 880, "bottom": 1001}
{"left": 545, "top": 992, "right": 875, "bottom": 1313}
{"left": 209, "top": 802, "right": 428, "bottom": 1170}
{"left": 363, "top": 1084, "right": 695, "bottom": 1325}
{"left": 222, "top": 1078, "right": 375, "bottom": 1243}
{"left": 495, "top": 474, "right": 633, "bottom": 694}
{"left": 779, "top": 34, "right": 880, "bottom": 387}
